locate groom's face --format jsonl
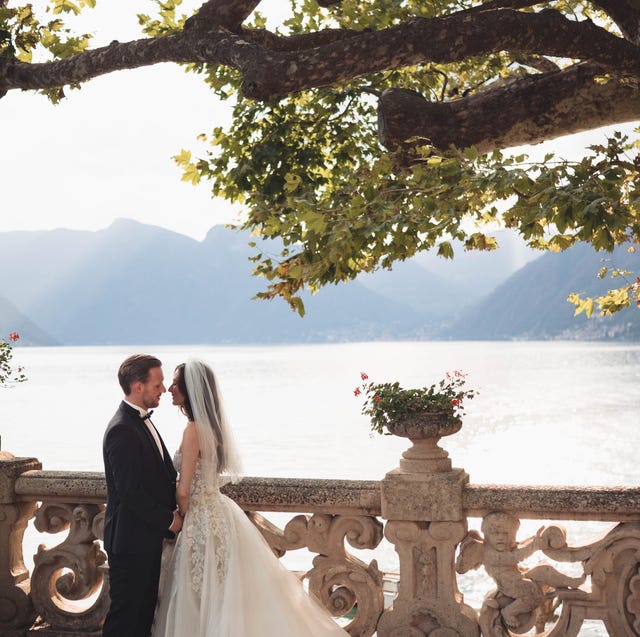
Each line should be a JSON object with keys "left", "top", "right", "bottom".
{"left": 138, "top": 366, "right": 166, "bottom": 410}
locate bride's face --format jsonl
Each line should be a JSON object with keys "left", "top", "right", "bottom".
{"left": 168, "top": 371, "right": 186, "bottom": 408}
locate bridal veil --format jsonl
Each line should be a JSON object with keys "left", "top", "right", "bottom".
{"left": 183, "top": 359, "right": 242, "bottom": 485}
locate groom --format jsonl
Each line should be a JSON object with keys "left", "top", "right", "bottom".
{"left": 102, "top": 354, "right": 182, "bottom": 637}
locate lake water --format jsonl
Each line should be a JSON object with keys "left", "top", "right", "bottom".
{"left": 2, "top": 341, "right": 639, "bottom": 635}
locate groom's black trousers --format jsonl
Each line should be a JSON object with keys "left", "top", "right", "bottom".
{"left": 102, "top": 549, "right": 162, "bottom": 637}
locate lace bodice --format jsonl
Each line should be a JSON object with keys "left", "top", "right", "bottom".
{"left": 173, "top": 451, "right": 229, "bottom": 593}
{"left": 173, "top": 452, "right": 223, "bottom": 497}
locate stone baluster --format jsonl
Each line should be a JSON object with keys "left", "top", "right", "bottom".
{"left": 377, "top": 419, "right": 479, "bottom": 637}
{"left": 0, "top": 451, "right": 41, "bottom": 636}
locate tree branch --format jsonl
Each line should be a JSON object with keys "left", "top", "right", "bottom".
{"left": 378, "top": 62, "right": 640, "bottom": 154}
{"left": 184, "top": 0, "right": 263, "bottom": 33}
{"left": 241, "top": 26, "right": 364, "bottom": 52}
{"left": 237, "top": 9, "right": 640, "bottom": 99}
{"left": 0, "top": 27, "right": 265, "bottom": 93}
{"left": 512, "top": 53, "right": 560, "bottom": 73}
{"left": 3, "top": 7, "right": 633, "bottom": 98}
{"left": 461, "top": 0, "right": 546, "bottom": 14}
{"left": 0, "top": 35, "right": 190, "bottom": 91}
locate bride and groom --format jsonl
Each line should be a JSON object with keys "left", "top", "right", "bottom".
{"left": 102, "top": 354, "right": 348, "bottom": 637}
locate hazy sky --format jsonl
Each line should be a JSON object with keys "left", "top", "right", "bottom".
{"left": 1, "top": 1, "right": 286, "bottom": 241}
{"left": 1, "top": 2, "right": 636, "bottom": 241}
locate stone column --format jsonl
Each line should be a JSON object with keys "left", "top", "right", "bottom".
{"left": 0, "top": 451, "right": 41, "bottom": 636}
{"left": 377, "top": 431, "right": 479, "bottom": 637}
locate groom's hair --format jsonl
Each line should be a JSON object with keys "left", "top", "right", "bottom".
{"left": 118, "top": 354, "right": 162, "bottom": 395}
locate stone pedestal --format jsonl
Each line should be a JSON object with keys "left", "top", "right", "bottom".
{"left": 382, "top": 468, "right": 468, "bottom": 522}
{"left": 377, "top": 430, "right": 479, "bottom": 637}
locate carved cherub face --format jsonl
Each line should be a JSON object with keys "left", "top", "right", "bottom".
{"left": 482, "top": 513, "right": 519, "bottom": 551}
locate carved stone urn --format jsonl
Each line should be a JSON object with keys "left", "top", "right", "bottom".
{"left": 386, "top": 410, "right": 461, "bottom": 473}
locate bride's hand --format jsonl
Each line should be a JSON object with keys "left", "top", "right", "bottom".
{"left": 177, "top": 492, "right": 189, "bottom": 517}
{"left": 169, "top": 510, "right": 183, "bottom": 534}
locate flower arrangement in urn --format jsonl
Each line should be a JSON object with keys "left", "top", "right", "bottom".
{"left": 354, "top": 370, "right": 476, "bottom": 436}
{"left": 0, "top": 332, "right": 26, "bottom": 386}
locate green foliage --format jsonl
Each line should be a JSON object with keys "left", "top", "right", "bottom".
{"left": 354, "top": 370, "right": 476, "bottom": 435}
{"left": 138, "top": 0, "right": 188, "bottom": 37}
{"left": 181, "top": 116, "right": 640, "bottom": 312}
{"left": 568, "top": 246, "right": 640, "bottom": 317}
{"left": 163, "top": 0, "right": 640, "bottom": 314}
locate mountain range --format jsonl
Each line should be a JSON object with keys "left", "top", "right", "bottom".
{"left": 0, "top": 295, "right": 58, "bottom": 345}
{"left": 0, "top": 219, "right": 638, "bottom": 345}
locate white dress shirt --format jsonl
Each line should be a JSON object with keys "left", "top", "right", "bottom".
{"left": 124, "top": 399, "right": 164, "bottom": 457}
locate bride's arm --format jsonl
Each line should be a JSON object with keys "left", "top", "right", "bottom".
{"left": 176, "top": 422, "right": 199, "bottom": 516}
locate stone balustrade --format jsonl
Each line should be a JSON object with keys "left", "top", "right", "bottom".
{"left": 1, "top": 445, "right": 640, "bottom": 637}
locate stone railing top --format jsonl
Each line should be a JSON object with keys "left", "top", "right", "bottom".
{"left": 14, "top": 470, "right": 382, "bottom": 516}
{"left": 12, "top": 469, "right": 640, "bottom": 521}
{"left": 15, "top": 470, "right": 106, "bottom": 502}
{"left": 224, "top": 476, "right": 382, "bottom": 515}
{"left": 464, "top": 483, "right": 640, "bottom": 521}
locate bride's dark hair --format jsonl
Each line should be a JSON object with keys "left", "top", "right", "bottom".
{"left": 174, "top": 363, "right": 193, "bottom": 420}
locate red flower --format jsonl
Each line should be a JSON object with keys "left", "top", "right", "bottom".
{"left": 353, "top": 387, "right": 361, "bottom": 397}
{"left": 8, "top": 332, "right": 19, "bottom": 342}
{"left": 451, "top": 398, "right": 461, "bottom": 407}
{"left": 360, "top": 371, "right": 368, "bottom": 380}
{"left": 373, "top": 395, "right": 381, "bottom": 403}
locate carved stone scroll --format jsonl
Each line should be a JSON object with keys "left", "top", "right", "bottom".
{"left": 0, "top": 501, "right": 38, "bottom": 635}
{"left": 580, "top": 521, "right": 640, "bottom": 637}
{"left": 0, "top": 453, "right": 41, "bottom": 636}
{"left": 30, "top": 501, "right": 109, "bottom": 632}
{"left": 249, "top": 512, "right": 385, "bottom": 637}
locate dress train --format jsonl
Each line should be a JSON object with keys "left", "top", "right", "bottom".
{"left": 152, "top": 456, "right": 348, "bottom": 637}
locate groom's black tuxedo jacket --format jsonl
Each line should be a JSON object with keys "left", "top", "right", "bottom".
{"left": 102, "top": 401, "right": 177, "bottom": 555}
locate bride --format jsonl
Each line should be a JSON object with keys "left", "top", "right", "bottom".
{"left": 152, "top": 359, "right": 349, "bottom": 637}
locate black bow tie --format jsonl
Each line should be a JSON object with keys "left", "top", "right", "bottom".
{"left": 141, "top": 410, "right": 154, "bottom": 421}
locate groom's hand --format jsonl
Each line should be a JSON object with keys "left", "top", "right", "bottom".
{"left": 169, "top": 510, "right": 183, "bottom": 535}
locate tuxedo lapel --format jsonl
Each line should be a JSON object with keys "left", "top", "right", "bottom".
{"left": 141, "top": 421, "right": 177, "bottom": 481}
{"left": 138, "top": 419, "right": 166, "bottom": 464}
{"left": 121, "top": 402, "right": 169, "bottom": 470}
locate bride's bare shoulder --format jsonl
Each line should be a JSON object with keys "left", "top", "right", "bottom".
{"left": 181, "top": 421, "right": 199, "bottom": 444}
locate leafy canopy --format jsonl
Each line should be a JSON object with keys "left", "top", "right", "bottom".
{"left": 3, "top": 0, "right": 639, "bottom": 316}
{"left": 168, "top": 1, "right": 640, "bottom": 315}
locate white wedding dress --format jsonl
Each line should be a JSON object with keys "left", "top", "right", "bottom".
{"left": 152, "top": 453, "right": 349, "bottom": 637}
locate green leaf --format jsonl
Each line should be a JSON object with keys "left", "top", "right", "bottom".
{"left": 437, "top": 241, "right": 454, "bottom": 259}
